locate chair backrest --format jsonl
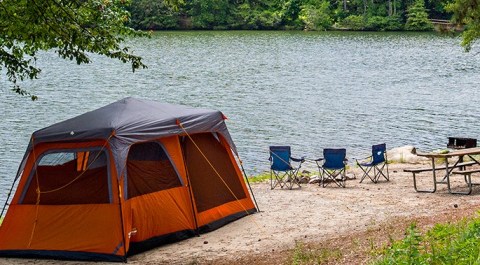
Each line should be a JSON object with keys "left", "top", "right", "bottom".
{"left": 323, "top": 148, "right": 346, "bottom": 169}
{"left": 371, "top": 143, "right": 387, "bottom": 164}
{"left": 269, "top": 146, "right": 292, "bottom": 171}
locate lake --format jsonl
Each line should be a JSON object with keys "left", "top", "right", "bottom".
{"left": 1, "top": 31, "right": 480, "bottom": 206}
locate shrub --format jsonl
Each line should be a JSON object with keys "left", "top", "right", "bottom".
{"left": 374, "top": 215, "right": 480, "bottom": 264}
{"left": 340, "top": 15, "right": 367, "bottom": 30}
{"left": 299, "top": 1, "right": 333, "bottom": 31}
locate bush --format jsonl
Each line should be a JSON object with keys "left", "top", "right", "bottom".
{"left": 340, "top": 15, "right": 367, "bottom": 30}
{"left": 366, "top": 15, "right": 403, "bottom": 31}
{"left": 374, "top": 215, "right": 480, "bottom": 264}
{"left": 128, "top": 0, "right": 180, "bottom": 30}
{"left": 299, "top": 1, "right": 333, "bottom": 31}
{"left": 338, "top": 15, "right": 403, "bottom": 31}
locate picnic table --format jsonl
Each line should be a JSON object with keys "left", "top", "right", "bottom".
{"left": 404, "top": 147, "right": 480, "bottom": 195}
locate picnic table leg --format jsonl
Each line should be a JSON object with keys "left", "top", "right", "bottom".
{"left": 446, "top": 157, "right": 473, "bottom": 195}
{"left": 412, "top": 157, "right": 437, "bottom": 193}
{"left": 449, "top": 173, "right": 473, "bottom": 195}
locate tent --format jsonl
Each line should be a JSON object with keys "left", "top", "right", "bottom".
{"left": 0, "top": 97, "right": 257, "bottom": 261}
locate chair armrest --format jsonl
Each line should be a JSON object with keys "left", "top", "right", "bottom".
{"left": 291, "top": 156, "right": 305, "bottom": 163}
{"left": 354, "top": 155, "right": 371, "bottom": 163}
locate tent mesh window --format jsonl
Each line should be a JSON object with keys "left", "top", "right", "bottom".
{"left": 22, "top": 150, "right": 110, "bottom": 204}
{"left": 184, "top": 133, "right": 247, "bottom": 213}
{"left": 126, "top": 141, "right": 182, "bottom": 199}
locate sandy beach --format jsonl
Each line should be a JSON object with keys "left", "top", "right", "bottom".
{"left": 1, "top": 162, "right": 480, "bottom": 265}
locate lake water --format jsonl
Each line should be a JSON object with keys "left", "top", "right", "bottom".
{"left": 1, "top": 31, "right": 480, "bottom": 207}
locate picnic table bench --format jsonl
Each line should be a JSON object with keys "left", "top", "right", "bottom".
{"left": 404, "top": 161, "right": 476, "bottom": 193}
{"left": 404, "top": 147, "right": 480, "bottom": 195}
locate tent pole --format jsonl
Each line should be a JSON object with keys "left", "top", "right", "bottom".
{"left": 0, "top": 178, "right": 17, "bottom": 219}
{"left": 238, "top": 160, "right": 261, "bottom": 212}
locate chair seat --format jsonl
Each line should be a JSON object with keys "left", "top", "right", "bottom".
{"left": 359, "top": 161, "right": 380, "bottom": 167}
{"left": 269, "top": 146, "right": 304, "bottom": 190}
{"left": 356, "top": 143, "right": 389, "bottom": 184}
{"left": 316, "top": 148, "right": 347, "bottom": 188}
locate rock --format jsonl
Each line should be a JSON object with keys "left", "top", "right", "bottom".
{"left": 387, "top": 145, "right": 429, "bottom": 164}
{"left": 298, "top": 175, "right": 310, "bottom": 184}
{"left": 308, "top": 175, "right": 320, "bottom": 184}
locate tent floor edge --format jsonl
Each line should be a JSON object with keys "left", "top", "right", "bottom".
{"left": 198, "top": 208, "right": 257, "bottom": 234}
{"left": 0, "top": 250, "right": 125, "bottom": 262}
{"left": 127, "top": 229, "right": 196, "bottom": 256}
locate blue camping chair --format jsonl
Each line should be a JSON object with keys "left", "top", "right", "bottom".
{"left": 315, "top": 148, "right": 347, "bottom": 188}
{"left": 269, "top": 146, "right": 305, "bottom": 190}
{"left": 356, "top": 143, "right": 389, "bottom": 183}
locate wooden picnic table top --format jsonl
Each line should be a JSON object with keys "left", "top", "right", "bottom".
{"left": 416, "top": 147, "right": 480, "bottom": 158}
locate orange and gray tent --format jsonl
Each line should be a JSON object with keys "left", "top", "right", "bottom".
{"left": 0, "top": 97, "right": 258, "bottom": 262}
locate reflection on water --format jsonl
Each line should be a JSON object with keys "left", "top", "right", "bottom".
{"left": 1, "top": 31, "right": 480, "bottom": 206}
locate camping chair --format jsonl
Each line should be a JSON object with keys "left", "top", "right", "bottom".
{"left": 356, "top": 143, "right": 389, "bottom": 183}
{"left": 315, "top": 148, "right": 347, "bottom": 188}
{"left": 269, "top": 146, "right": 305, "bottom": 190}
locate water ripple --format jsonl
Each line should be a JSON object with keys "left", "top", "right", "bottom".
{"left": 1, "top": 31, "right": 480, "bottom": 206}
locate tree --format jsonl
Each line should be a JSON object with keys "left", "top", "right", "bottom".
{"left": 448, "top": 0, "right": 480, "bottom": 51}
{"left": 0, "top": 0, "right": 147, "bottom": 100}
{"left": 405, "top": 0, "right": 434, "bottom": 30}
{"left": 128, "top": 0, "right": 181, "bottom": 30}
{"left": 299, "top": 0, "right": 333, "bottom": 30}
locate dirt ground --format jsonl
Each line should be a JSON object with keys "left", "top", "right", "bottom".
{"left": 1, "top": 163, "right": 480, "bottom": 265}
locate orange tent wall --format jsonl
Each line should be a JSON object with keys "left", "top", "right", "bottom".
{"left": 0, "top": 204, "right": 125, "bottom": 255}
{"left": 196, "top": 135, "right": 255, "bottom": 227}
{"left": 0, "top": 141, "right": 126, "bottom": 259}
{"left": 183, "top": 133, "right": 256, "bottom": 229}
{"left": 121, "top": 136, "right": 196, "bottom": 253}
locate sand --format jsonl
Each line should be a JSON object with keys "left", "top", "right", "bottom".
{"left": 1, "top": 163, "right": 480, "bottom": 265}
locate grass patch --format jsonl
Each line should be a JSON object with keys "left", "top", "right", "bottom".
{"left": 0, "top": 217, "right": 3, "bottom": 225}
{"left": 247, "top": 172, "right": 270, "bottom": 183}
{"left": 290, "top": 241, "right": 342, "bottom": 265}
{"left": 373, "top": 215, "right": 480, "bottom": 265}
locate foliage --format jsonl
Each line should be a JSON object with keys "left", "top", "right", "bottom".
{"left": 405, "top": 0, "right": 434, "bottom": 30}
{"left": 340, "top": 15, "right": 368, "bottom": 30}
{"left": 0, "top": 0, "right": 147, "bottom": 100}
{"left": 448, "top": 0, "right": 480, "bottom": 51}
{"left": 367, "top": 15, "right": 404, "bottom": 30}
{"left": 299, "top": 0, "right": 334, "bottom": 30}
{"left": 128, "top": 0, "right": 180, "bottom": 29}
{"left": 374, "top": 215, "right": 480, "bottom": 265}
{"left": 280, "top": 0, "right": 304, "bottom": 29}
{"left": 236, "top": 1, "right": 284, "bottom": 29}
{"left": 187, "top": 0, "right": 238, "bottom": 29}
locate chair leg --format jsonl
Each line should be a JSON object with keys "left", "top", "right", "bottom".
{"left": 271, "top": 171, "right": 286, "bottom": 189}
{"left": 358, "top": 165, "right": 375, "bottom": 183}
{"left": 374, "top": 164, "right": 389, "bottom": 182}
{"left": 321, "top": 169, "right": 346, "bottom": 188}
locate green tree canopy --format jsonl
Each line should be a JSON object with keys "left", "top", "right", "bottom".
{"left": 0, "top": 0, "right": 147, "bottom": 100}
{"left": 448, "top": 0, "right": 480, "bottom": 51}
{"left": 405, "top": 0, "right": 434, "bottom": 30}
